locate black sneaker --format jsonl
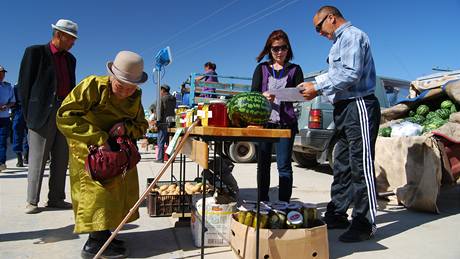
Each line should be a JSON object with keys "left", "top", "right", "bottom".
{"left": 81, "top": 237, "right": 128, "bottom": 259}
{"left": 323, "top": 215, "right": 350, "bottom": 229}
{"left": 338, "top": 227, "right": 374, "bottom": 243}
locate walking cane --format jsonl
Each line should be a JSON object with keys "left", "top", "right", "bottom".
{"left": 94, "top": 119, "right": 200, "bottom": 259}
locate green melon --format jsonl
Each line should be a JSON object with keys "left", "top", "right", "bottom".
{"left": 425, "top": 111, "right": 439, "bottom": 121}
{"left": 440, "top": 100, "right": 454, "bottom": 110}
{"left": 436, "top": 109, "right": 451, "bottom": 120}
{"left": 227, "top": 92, "right": 272, "bottom": 127}
{"left": 412, "top": 114, "right": 425, "bottom": 125}
{"left": 416, "top": 104, "right": 430, "bottom": 116}
{"left": 379, "top": 127, "right": 392, "bottom": 137}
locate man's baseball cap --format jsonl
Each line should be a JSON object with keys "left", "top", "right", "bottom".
{"left": 0, "top": 66, "right": 7, "bottom": 72}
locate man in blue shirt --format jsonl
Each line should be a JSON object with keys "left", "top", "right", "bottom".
{"left": 0, "top": 65, "right": 16, "bottom": 171}
{"left": 299, "top": 6, "right": 380, "bottom": 242}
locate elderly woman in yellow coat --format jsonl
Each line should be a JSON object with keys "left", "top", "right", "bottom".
{"left": 57, "top": 51, "right": 148, "bottom": 259}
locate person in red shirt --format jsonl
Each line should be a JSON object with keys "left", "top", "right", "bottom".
{"left": 18, "top": 19, "right": 78, "bottom": 214}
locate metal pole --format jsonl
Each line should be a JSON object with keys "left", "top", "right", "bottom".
{"left": 156, "top": 68, "right": 161, "bottom": 123}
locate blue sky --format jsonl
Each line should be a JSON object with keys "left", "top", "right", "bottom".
{"left": 2, "top": 0, "right": 459, "bottom": 108}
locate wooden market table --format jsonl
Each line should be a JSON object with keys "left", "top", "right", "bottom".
{"left": 170, "top": 126, "right": 291, "bottom": 259}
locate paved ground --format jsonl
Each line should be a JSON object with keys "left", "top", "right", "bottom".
{"left": 1, "top": 147, "right": 459, "bottom": 259}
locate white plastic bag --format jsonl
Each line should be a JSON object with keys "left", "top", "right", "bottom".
{"left": 391, "top": 121, "right": 423, "bottom": 137}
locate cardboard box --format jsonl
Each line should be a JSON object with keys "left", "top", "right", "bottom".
{"left": 230, "top": 216, "right": 329, "bottom": 259}
{"left": 190, "top": 197, "right": 236, "bottom": 247}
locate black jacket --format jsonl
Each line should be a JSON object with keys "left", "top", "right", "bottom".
{"left": 17, "top": 43, "right": 76, "bottom": 130}
{"left": 158, "top": 93, "right": 176, "bottom": 123}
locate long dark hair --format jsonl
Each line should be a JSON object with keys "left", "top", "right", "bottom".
{"left": 204, "top": 61, "right": 216, "bottom": 71}
{"left": 256, "top": 29, "right": 294, "bottom": 63}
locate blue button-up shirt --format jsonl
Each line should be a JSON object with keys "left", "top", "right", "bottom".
{"left": 314, "top": 22, "right": 376, "bottom": 103}
{"left": 0, "top": 81, "right": 15, "bottom": 118}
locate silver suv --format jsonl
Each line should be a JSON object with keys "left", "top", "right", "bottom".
{"left": 293, "top": 71, "right": 410, "bottom": 168}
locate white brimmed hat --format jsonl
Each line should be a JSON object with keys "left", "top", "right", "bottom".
{"left": 0, "top": 65, "right": 6, "bottom": 72}
{"left": 51, "top": 19, "right": 78, "bottom": 38}
{"left": 107, "top": 51, "right": 148, "bottom": 85}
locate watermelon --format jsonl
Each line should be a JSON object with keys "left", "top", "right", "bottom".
{"left": 423, "top": 118, "right": 446, "bottom": 133}
{"left": 408, "top": 110, "right": 415, "bottom": 117}
{"left": 378, "top": 127, "right": 392, "bottom": 137}
{"left": 416, "top": 104, "right": 430, "bottom": 116}
{"left": 436, "top": 109, "right": 451, "bottom": 120}
{"left": 451, "top": 104, "right": 457, "bottom": 113}
{"left": 425, "top": 111, "right": 440, "bottom": 121}
{"left": 440, "top": 100, "right": 454, "bottom": 110}
{"left": 412, "top": 114, "right": 425, "bottom": 125}
{"left": 226, "top": 92, "right": 272, "bottom": 127}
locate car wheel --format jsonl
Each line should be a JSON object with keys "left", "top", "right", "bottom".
{"left": 292, "top": 151, "right": 318, "bottom": 168}
{"left": 228, "top": 142, "right": 257, "bottom": 163}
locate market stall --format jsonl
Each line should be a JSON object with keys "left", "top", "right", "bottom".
{"left": 375, "top": 75, "right": 460, "bottom": 212}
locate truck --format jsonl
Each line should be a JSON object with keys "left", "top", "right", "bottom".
{"left": 292, "top": 71, "right": 411, "bottom": 168}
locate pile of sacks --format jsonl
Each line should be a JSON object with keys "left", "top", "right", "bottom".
{"left": 375, "top": 77, "right": 460, "bottom": 213}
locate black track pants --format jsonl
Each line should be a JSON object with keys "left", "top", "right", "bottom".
{"left": 325, "top": 94, "right": 381, "bottom": 232}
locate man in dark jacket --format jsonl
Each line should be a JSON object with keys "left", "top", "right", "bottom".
{"left": 155, "top": 84, "right": 176, "bottom": 163}
{"left": 18, "top": 19, "right": 78, "bottom": 214}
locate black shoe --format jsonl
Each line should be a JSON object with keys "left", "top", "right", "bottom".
{"left": 153, "top": 159, "right": 164, "bottom": 163}
{"left": 339, "top": 227, "right": 374, "bottom": 243}
{"left": 323, "top": 215, "right": 350, "bottom": 229}
{"left": 16, "top": 153, "right": 24, "bottom": 167}
{"left": 95, "top": 230, "right": 126, "bottom": 249}
{"left": 81, "top": 237, "right": 128, "bottom": 259}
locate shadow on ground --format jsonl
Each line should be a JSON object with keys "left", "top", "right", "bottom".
{"left": 328, "top": 184, "right": 460, "bottom": 258}
{"left": 0, "top": 225, "right": 79, "bottom": 244}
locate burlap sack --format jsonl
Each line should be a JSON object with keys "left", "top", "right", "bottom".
{"left": 375, "top": 136, "right": 442, "bottom": 213}
{"left": 432, "top": 121, "right": 460, "bottom": 182}
{"left": 445, "top": 80, "right": 460, "bottom": 107}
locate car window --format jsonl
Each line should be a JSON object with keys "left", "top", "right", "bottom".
{"left": 381, "top": 78, "right": 410, "bottom": 106}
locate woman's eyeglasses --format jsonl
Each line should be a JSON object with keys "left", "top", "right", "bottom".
{"left": 315, "top": 14, "right": 330, "bottom": 33}
{"left": 271, "top": 45, "right": 289, "bottom": 53}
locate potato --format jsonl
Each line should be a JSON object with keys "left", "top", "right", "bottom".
{"left": 185, "top": 185, "right": 194, "bottom": 194}
{"left": 159, "top": 185, "right": 168, "bottom": 191}
{"left": 192, "top": 185, "right": 201, "bottom": 193}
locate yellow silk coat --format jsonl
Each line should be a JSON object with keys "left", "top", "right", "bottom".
{"left": 56, "top": 75, "right": 148, "bottom": 233}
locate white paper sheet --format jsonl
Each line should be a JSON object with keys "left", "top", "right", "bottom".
{"left": 266, "top": 87, "right": 306, "bottom": 102}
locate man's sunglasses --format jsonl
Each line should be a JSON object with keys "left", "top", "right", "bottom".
{"left": 315, "top": 14, "right": 330, "bottom": 33}
{"left": 271, "top": 45, "right": 289, "bottom": 52}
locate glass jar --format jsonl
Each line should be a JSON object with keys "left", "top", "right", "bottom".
{"left": 303, "top": 203, "right": 318, "bottom": 227}
{"left": 176, "top": 105, "right": 188, "bottom": 128}
{"left": 252, "top": 210, "right": 269, "bottom": 229}
{"left": 208, "top": 100, "right": 229, "bottom": 127}
{"left": 270, "top": 209, "right": 286, "bottom": 229}
{"left": 286, "top": 211, "right": 304, "bottom": 229}
{"left": 243, "top": 210, "right": 255, "bottom": 227}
